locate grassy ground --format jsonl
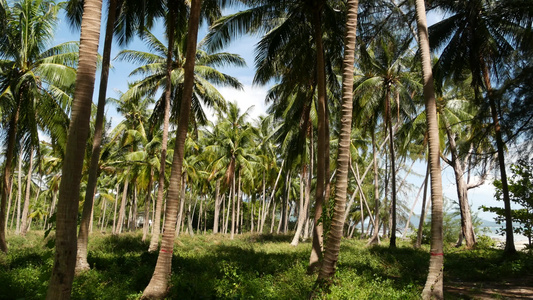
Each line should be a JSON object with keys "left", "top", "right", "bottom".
{"left": 0, "top": 230, "right": 531, "bottom": 299}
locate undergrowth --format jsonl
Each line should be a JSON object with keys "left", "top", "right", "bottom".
{"left": 0, "top": 230, "right": 531, "bottom": 299}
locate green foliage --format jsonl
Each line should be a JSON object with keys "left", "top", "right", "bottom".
{"left": 483, "top": 159, "right": 533, "bottom": 247}
{"left": 3, "top": 231, "right": 531, "bottom": 299}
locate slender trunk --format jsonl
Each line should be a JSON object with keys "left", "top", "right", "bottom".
{"left": 261, "top": 160, "right": 285, "bottom": 233}
{"left": 21, "top": 147, "right": 34, "bottom": 235}
{"left": 230, "top": 174, "right": 236, "bottom": 239}
{"left": 176, "top": 177, "right": 186, "bottom": 237}
{"left": 235, "top": 173, "right": 241, "bottom": 234}
{"left": 149, "top": 7, "right": 175, "bottom": 253}
{"left": 415, "top": 1, "right": 445, "bottom": 298}
{"left": 386, "top": 88, "right": 398, "bottom": 248}
{"left": 46, "top": 0, "right": 103, "bottom": 297}
{"left": 142, "top": 1, "right": 202, "bottom": 296}
{"left": 368, "top": 130, "right": 381, "bottom": 245}
{"left": 117, "top": 178, "right": 129, "bottom": 234}
{"left": 291, "top": 164, "right": 307, "bottom": 246}
{"left": 316, "top": 0, "right": 358, "bottom": 283}
{"left": 197, "top": 197, "right": 202, "bottom": 233}
{"left": 100, "top": 198, "right": 107, "bottom": 232}
{"left": 0, "top": 100, "right": 20, "bottom": 252}
{"left": 213, "top": 179, "right": 221, "bottom": 234}
{"left": 16, "top": 149, "right": 23, "bottom": 235}
{"left": 482, "top": 65, "right": 516, "bottom": 254}
{"left": 270, "top": 201, "right": 276, "bottom": 234}
{"left": 416, "top": 170, "right": 430, "bottom": 249}
{"left": 143, "top": 168, "right": 154, "bottom": 241}
{"left": 75, "top": 0, "right": 117, "bottom": 273}
{"left": 443, "top": 121, "right": 476, "bottom": 248}
{"left": 309, "top": 4, "right": 327, "bottom": 273}
{"left": 303, "top": 129, "right": 314, "bottom": 241}
{"left": 5, "top": 178, "right": 14, "bottom": 233}
{"left": 112, "top": 185, "right": 118, "bottom": 234}
{"left": 131, "top": 184, "right": 138, "bottom": 231}
{"left": 224, "top": 194, "right": 230, "bottom": 234}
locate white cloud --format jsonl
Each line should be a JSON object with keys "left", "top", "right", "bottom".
{"left": 212, "top": 84, "right": 270, "bottom": 122}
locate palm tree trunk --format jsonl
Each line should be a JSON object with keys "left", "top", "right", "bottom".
{"left": 5, "top": 178, "right": 14, "bottom": 233}
{"left": 46, "top": 0, "right": 103, "bottom": 297}
{"left": 148, "top": 6, "right": 175, "bottom": 253}
{"left": 230, "top": 174, "right": 236, "bottom": 239}
{"left": 291, "top": 163, "right": 308, "bottom": 246}
{"left": 143, "top": 168, "right": 154, "bottom": 241}
{"left": 482, "top": 65, "right": 516, "bottom": 254}
{"left": 213, "top": 179, "right": 221, "bottom": 233}
{"left": 316, "top": 0, "right": 358, "bottom": 282}
{"left": 309, "top": 3, "right": 328, "bottom": 273}
{"left": 16, "top": 148, "right": 23, "bottom": 235}
{"left": 76, "top": 0, "right": 118, "bottom": 272}
{"left": 443, "top": 121, "right": 476, "bottom": 248}
{"left": 21, "top": 147, "right": 34, "bottom": 236}
{"left": 386, "top": 89, "right": 398, "bottom": 248}
{"left": 112, "top": 184, "right": 119, "bottom": 234}
{"left": 368, "top": 130, "right": 380, "bottom": 245}
{"left": 414, "top": 0, "right": 445, "bottom": 298}
{"left": 176, "top": 177, "right": 186, "bottom": 237}
{"left": 117, "top": 178, "right": 129, "bottom": 234}
{"left": 142, "top": 0, "right": 202, "bottom": 297}
{"left": 0, "top": 102, "right": 20, "bottom": 252}
{"left": 416, "top": 169, "right": 430, "bottom": 249}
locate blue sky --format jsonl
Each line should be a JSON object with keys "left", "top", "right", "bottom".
{"left": 50, "top": 5, "right": 513, "bottom": 234}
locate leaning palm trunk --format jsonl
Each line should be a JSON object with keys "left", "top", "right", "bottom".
{"left": 213, "top": 179, "right": 221, "bottom": 233}
{"left": 482, "top": 65, "right": 516, "bottom": 254}
{"left": 143, "top": 168, "right": 154, "bottom": 241}
{"left": 20, "top": 147, "right": 34, "bottom": 236}
{"left": 415, "top": 0, "right": 445, "bottom": 298}
{"left": 141, "top": 0, "right": 202, "bottom": 298}
{"left": 76, "top": 0, "right": 118, "bottom": 272}
{"left": 148, "top": 8, "right": 176, "bottom": 253}
{"left": 46, "top": 0, "right": 103, "bottom": 298}
{"left": 0, "top": 103, "right": 20, "bottom": 252}
{"left": 316, "top": 0, "right": 358, "bottom": 284}
{"left": 309, "top": 4, "right": 328, "bottom": 273}
{"left": 443, "top": 121, "right": 476, "bottom": 248}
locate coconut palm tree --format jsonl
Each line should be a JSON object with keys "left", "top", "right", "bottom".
{"left": 45, "top": 0, "right": 103, "bottom": 297}
{"left": 0, "top": 0, "right": 76, "bottom": 253}
{"left": 141, "top": 0, "right": 202, "bottom": 297}
{"left": 316, "top": 0, "right": 359, "bottom": 284}
{"left": 414, "top": 0, "right": 445, "bottom": 298}
{"left": 353, "top": 32, "right": 418, "bottom": 247}
{"left": 428, "top": 0, "right": 533, "bottom": 254}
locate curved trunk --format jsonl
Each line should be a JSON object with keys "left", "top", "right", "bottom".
{"left": 16, "top": 149, "right": 23, "bottom": 235}
{"left": 116, "top": 178, "right": 130, "bottom": 234}
{"left": 309, "top": 4, "right": 327, "bottom": 273}
{"left": 0, "top": 103, "right": 20, "bottom": 253}
{"left": 317, "top": 0, "right": 358, "bottom": 283}
{"left": 415, "top": 0, "right": 445, "bottom": 298}
{"left": 482, "top": 65, "right": 516, "bottom": 254}
{"left": 149, "top": 8, "right": 176, "bottom": 253}
{"left": 141, "top": 0, "right": 202, "bottom": 297}
{"left": 20, "top": 147, "right": 34, "bottom": 235}
{"left": 46, "top": 0, "right": 103, "bottom": 297}
{"left": 76, "top": 0, "right": 118, "bottom": 272}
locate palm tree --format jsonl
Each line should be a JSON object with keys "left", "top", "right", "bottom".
{"left": 353, "top": 32, "right": 418, "bottom": 247}
{"left": 141, "top": 0, "right": 202, "bottom": 297}
{"left": 316, "top": 0, "right": 359, "bottom": 284}
{"left": 428, "top": 0, "right": 533, "bottom": 254}
{"left": 116, "top": 26, "right": 243, "bottom": 250}
{"left": 46, "top": 0, "right": 103, "bottom": 297}
{"left": 414, "top": 0, "right": 445, "bottom": 298}
{"left": 0, "top": 0, "right": 76, "bottom": 253}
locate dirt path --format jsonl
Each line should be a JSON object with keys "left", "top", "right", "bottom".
{"left": 445, "top": 277, "right": 533, "bottom": 299}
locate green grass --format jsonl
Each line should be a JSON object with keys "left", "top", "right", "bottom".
{"left": 0, "top": 231, "right": 531, "bottom": 299}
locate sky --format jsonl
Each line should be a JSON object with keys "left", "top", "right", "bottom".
{"left": 50, "top": 4, "right": 509, "bottom": 229}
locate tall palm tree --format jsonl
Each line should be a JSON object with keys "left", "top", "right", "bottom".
{"left": 429, "top": 0, "right": 533, "bottom": 254}
{"left": 141, "top": 0, "right": 203, "bottom": 298}
{"left": 0, "top": 0, "right": 76, "bottom": 253}
{"left": 414, "top": 0, "right": 445, "bottom": 298}
{"left": 316, "top": 0, "right": 359, "bottom": 284}
{"left": 45, "top": 0, "right": 103, "bottom": 297}
{"left": 353, "top": 33, "right": 418, "bottom": 247}
{"left": 116, "top": 26, "right": 243, "bottom": 250}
